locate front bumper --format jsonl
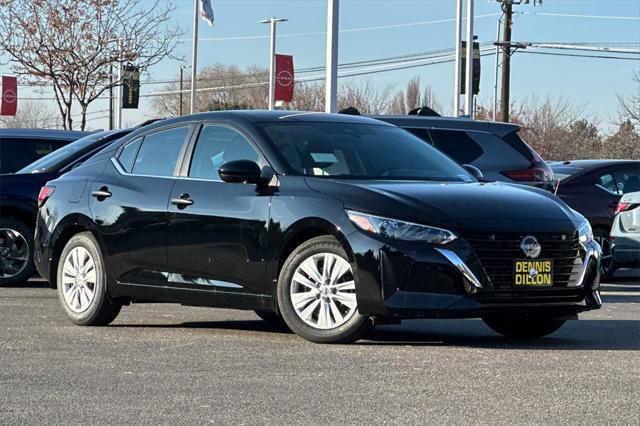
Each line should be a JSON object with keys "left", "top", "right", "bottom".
{"left": 348, "top": 232, "right": 602, "bottom": 319}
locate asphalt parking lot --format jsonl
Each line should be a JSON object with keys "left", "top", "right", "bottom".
{"left": 1, "top": 271, "right": 638, "bottom": 425}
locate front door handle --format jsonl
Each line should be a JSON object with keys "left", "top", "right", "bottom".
{"left": 171, "top": 193, "right": 194, "bottom": 208}
{"left": 91, "top": 187, "right": 112, "bottom": 199}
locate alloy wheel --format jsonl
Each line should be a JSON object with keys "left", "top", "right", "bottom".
{"left": 290, "top": 252, "right": 357, "bottom": 330}
{"left": 0, "top": 228, "right": 30, "bottom": 279}
{"left": 61, "top": 247, "right": 97, "bottom": 313}
{"left": 594, "top": 234, "right": 614, "bottom": 275}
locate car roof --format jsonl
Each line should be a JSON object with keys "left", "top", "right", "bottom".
{"left": 146, "top": 110, "right": 396, "bottom": 128}
{"left": 550, "top": 159, "right": 640, "bottom": 170}
{"left": 0, "top": 128, "right": 92, "bottom": 139}
{"left": 368, "top": 115, "right": 520, "bottom": 136}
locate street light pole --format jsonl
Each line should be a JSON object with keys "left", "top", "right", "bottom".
{"left": 260, "top": 17, "right": 287, "bottom": 111}
{"left": 493, "top": 14, "right": 502, "bottom": 122}
{"left": 325, "top": 0, "right": 339, "bottom": 113}
{"left": 453, "top": 0, "right": 463, "bottom": 117}
{"left": 179, "top": 65, "right": 191, "bottom": 116}
{"left": 464, "top": 0, "right": 475, "bottom": 117}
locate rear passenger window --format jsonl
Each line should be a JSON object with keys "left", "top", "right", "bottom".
{"left": 425, "top": 129, "right": 484, "bottom": 164}
{"left": 132, "top": 127, "right": 190, "bottom": 177}
{"left": 118, "top": 138, "right": 142, "bottom": 173}
{"left": 0, "top": 138, "right": 67, "bottom": 174}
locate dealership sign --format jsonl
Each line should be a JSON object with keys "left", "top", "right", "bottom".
{"left": 275, "top": 54, "right": 294, "bottom": 103}
{"left": 122, "top": 65, "right": 140, "bottom": 109}
{"left": 1, "top": 75, "right": 18, "bottom": 116}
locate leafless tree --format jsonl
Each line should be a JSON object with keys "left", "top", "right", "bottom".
{"left": 0, "top": 0, "right": 182, "bottom": 130}
{"left": 617, "top": 69, "right": 640, "bottom": 130}
{"left": 338, "top": 79, "right": 395, "bottom": 115}
{"left": 388, "top": 91, "right": 406, "bottom": 115}
{"left": 405, "top": 77, "right": 421, "bottom": 112}
{"left": 0, "top": 101, "right": 57, "bottom": 128}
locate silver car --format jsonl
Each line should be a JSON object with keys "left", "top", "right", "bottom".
{"left": 611, "top": 191, "right": 640, "bottom": 269}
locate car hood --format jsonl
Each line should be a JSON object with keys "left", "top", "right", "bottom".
{"left": 305, "top": 178, "right": 580, "bottom": 233}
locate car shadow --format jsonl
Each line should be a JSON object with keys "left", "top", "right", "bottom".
{"left": 358, "top": 318, "right": 640, "bottom": 350}
{"left": 111, "top": 319, "right": 294, "bottom": 335}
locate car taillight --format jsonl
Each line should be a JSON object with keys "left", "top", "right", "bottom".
{"left": 38, "top": 186, "right": 55, "bottom": 207}
{"left": 615, "top": 202, "right": 639, "bottom": 214}
{"left": 501, "top": 166, "right": 548, "bottom": 182}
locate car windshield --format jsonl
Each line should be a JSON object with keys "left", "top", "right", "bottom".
{"left": 258, "top": 122, "right": 476, "bottom": 182}
{"left": 550, "top": 165, "right": 584, "bottom": 182}
{"left": 17, "top": 131, "right": 117, "bottom": 174}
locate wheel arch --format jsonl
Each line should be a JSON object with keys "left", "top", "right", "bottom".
{"left": 0, "top": 202, "right": 37, "bottom": 230}
{"left": 48, "top": 213, "right": 102, "bottom": 289}
{"left": 270, "top": 217, "right": 355, "bottom": 295}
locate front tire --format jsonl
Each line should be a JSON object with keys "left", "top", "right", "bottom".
{"left": 483, "top": 315, "right": 566, "bottom": 338}
{"left": 57, "top": 232, "right": 121, "bottom": 326}
{"left": 277, "top": 236, "right": 372, "bottom": 343}
{"left": 0, "top": 218, "right": 35, "bottom": 286}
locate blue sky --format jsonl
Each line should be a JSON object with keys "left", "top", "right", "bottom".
{"left": 6, "top": 0, "right": 640, "bottom": 130}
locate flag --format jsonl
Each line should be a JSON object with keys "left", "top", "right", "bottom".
{"left": 1, "top": 76, "right": 17, "bottom": 116}
{"left": 201, "top": 0, "right": 214, "bottom": 26}
{"left": 275, "top": 55, "right": 294, "bottom": 103}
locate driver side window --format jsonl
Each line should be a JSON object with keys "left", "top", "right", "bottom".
{"left": 189, "top": 125, "right": 263, "bottom": 181}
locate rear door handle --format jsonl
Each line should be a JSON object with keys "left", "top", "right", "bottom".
{"left": 171, "top": 194, "right": 194, "bottom": 208}
{"left": 91, "top": 187, "right": 112, "bottom": 199}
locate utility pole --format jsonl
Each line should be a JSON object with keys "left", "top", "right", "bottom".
{"left": 499, "top": 1, "right": 513, "bottom": 122}
{"left": 453, "top": 0, "right": 463, "bottom": 117}
{"left": 325, "top": 0, "right": 339, "bottom": 113}
{"left": 260, "top": 17, "right": 288, "bottom": 111}
{"left": 179, "top": 65, "right": 191, "bottom": 116}
{"left": 115, "top": 38, "right": 123, "bottom": 130}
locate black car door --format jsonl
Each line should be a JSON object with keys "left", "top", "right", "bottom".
{"left": 89, "top": 125, "right": 194, "bottom": 287}
{"left": 167, "top": 123, "right": 272, "bottom": 302}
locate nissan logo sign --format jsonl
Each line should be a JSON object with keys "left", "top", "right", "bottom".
{"left": 520, "top": 235, "right": 542, "bottom": 259}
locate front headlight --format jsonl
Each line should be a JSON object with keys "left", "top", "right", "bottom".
{"left": 346, "top": 210, "right": 457, "bottom": 245}
{"left": 578, "top": 219, "right": 593, "bottom": 245}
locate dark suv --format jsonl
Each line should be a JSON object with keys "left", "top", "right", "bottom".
{"left": 0, "top": 129, "right": 90, "bottom": 174}
{"left": 372, "top": 116, "right": 554, "bottom": 191}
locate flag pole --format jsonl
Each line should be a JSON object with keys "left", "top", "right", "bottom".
{"left": 190, "top": 0, "right": 199, "bottom": 114}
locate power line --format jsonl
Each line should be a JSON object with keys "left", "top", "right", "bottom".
{"left": 521, "top": 51, "right": 640, "bottom": 61}
{"left": 524, "top": 12, "right": 640, "bottom": 21}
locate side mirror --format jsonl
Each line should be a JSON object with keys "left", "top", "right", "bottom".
{"left": 218, "top": 160, "right": 271, "bottom": 185}
{"left": 462, "top": 164, "right": 484, "bottom": 181}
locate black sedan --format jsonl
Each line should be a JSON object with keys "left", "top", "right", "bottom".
{"left": 551, "top": 160, "right": 640, "bottom": 279}
{"left": 34, "top": 111, "right": 601, "bottom": 343}
{"left": 0, "top": 129, "right": 132, "bottom": 286}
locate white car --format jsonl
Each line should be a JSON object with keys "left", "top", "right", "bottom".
{"left": 611, "top": 191, "right": 640, "bottom": 270}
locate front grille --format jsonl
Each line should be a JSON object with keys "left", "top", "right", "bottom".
{"left": 463, "top": 231, "right": 582, "bottom": 288}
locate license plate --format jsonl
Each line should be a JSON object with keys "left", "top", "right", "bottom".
{"left": 513, "top": 260, "right": 553, "bottom": 286}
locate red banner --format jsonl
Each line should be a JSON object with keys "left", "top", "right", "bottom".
{"left": 275, "top": 54, "right": 294, "bottom": 103}
{"left": 1, "top": 76, "right": 17, "bottom": 116}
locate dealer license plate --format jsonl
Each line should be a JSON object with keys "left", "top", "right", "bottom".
{"left": 513, "top": 259, "right": 553, "bottom": 286}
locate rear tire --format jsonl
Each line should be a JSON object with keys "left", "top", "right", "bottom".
{"left": 0, "top": 218, "right": 35, "bottom": 287}
{"left": 277, "top": 236, "right": 372, "bottom": 344}
{"left": 57, "top": 232, "right": 121, "bottom": 326}
{"left": 483, "top": 315, "right": 566, "bottom": 338}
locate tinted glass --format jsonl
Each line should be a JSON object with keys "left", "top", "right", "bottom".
{"left": 614, "top": 168, "right": 640, "bottom": 194}
{"left": 424, "top": 129, "right": 485, "bottom": 164}
{"left": 17, "top": 131, "right": 125, "bottom": 174}
{"left": 189, "top": 125, "right": 262, "bottom": 181}
{"left": 597, "top": 173, "right": 618, "bottom": 194}
{"left": 258, "top": 122, "right": 474, "bottom": 182}
{"left": 550, "top": 165, "right": 584, "bottom": 182}
{"left": 0, "top": 138, "right": 69, "bottom": 174}
{"left": 118, "top": 137, "right": 143, "bottom": 173}
{"left": 132, "top": 127, "right": 190, "bottom": 176}
{"left": 501, "top": 131, "right": 535, "bottom": 161}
